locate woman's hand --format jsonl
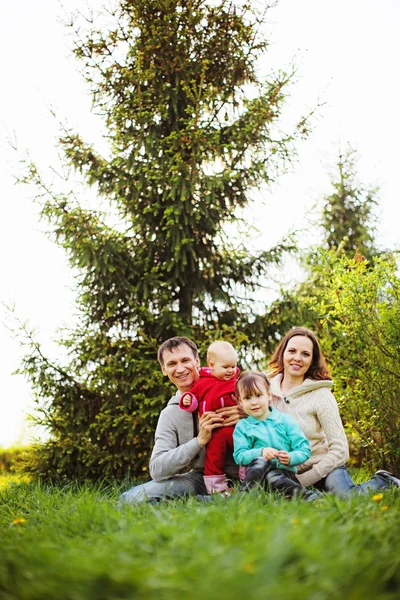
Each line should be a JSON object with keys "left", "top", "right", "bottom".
{"left": 215, "top": 404, "right": 247, "bottom": 427}
{"left": 276, "top": 450, "right": 290, "bottom": 465}
{"left": 262, "top": 447, "right": 279, "bottom": 461}
{"left": 197, "top": 411, "right": 224, "bottom": 447}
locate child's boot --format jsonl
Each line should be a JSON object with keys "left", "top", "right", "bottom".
{"left": 204, "top": 474, "right": 229, "bottom": 494}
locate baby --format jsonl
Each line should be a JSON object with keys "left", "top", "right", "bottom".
{"left": 180, "top": 340, "right": 239, "bottom": 495}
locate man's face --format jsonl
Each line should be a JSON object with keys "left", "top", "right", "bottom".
{"left": 161, "top": 344, "right": 200, "bottom": 392}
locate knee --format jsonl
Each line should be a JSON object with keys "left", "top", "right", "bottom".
{"left": 324, "top": 466, "right": 353, "bottom": 497}
{"left": 118, "top": 485, "right": 148, "bottom": 506}
{"left": 265, "top": 468, "right": 286, "bottom": 485}
{"left": 244, "top": 457, "right": 270, "bottom": 480}
{"left": 249, "top": 457, "right": 269, "bottom": 468}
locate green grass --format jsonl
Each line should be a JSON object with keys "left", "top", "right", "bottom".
{"left": 0, "top": 478, "right": 399, "bottom": 600}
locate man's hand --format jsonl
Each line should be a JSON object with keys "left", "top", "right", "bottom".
{"left": 197, "top": 411, "right": 224, "bottom": 447}
{"left": 215, "top": 404, "right": 247, "bottom": 427}
{"left": 262, "top": 447, "right": 279, "bottom": 461}
{"left": 181, "top": 393, "right": 191, "bottom": 407}
{"left": 276, "top": 450, "right": 290, "bottom": 465}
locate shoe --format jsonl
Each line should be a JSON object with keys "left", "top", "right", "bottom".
{"left": 196, "top": 494, "right": 214, "bottom": 503}
{"left": 375, "top": 470, "right": 400, "bottom": 488}
{"left": 304, "top": 492, "right": 321, "bottom": 502}
{"left": 196, "top": 489, "right": 234, "bottom": 502}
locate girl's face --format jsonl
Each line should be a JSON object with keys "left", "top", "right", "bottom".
{"left": 282, "top": 335, "right": 313, "bottom": 381}
{"left": 238, "top": 381, "right": 270, "bottom": 421}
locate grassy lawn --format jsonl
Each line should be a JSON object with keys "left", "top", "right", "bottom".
{"left": 0, "top": 477, "right": 399, "bottom": 600}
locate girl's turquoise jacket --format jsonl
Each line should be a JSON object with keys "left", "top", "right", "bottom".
{"left": 233, "top": 406, "right": 311, "bottom": 472}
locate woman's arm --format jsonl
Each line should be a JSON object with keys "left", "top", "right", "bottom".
{"left": 285, "top": 416, "right": 311, "bottom": 466}
{"left": 297, "top": 390, "right": 349, "bottom": 487}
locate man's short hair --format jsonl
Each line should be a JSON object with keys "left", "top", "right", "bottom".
{"left": 157, "top": 336, "right": 199, "bottom": 367}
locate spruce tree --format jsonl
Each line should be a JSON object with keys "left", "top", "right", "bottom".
{"left": 320, "top": 147, "right": 378, "bottom": 261}
{"left": 261, "top": 147, "right": 380, "bottom": 351}
{"left": 20, "top": 0, "right": 309, "bottom": 480}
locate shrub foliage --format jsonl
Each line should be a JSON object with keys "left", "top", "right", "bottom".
{"left": 312, "top": 252, "right": 400, "bottom": 472}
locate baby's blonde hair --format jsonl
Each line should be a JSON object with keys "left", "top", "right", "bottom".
{"left": 207, "top": 340, "right": 237, "bottom": 363}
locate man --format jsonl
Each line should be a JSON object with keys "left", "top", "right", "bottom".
{"left": 119, "top": 336, "right": 242, "bottom": 504}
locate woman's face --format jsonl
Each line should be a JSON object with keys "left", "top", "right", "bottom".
{"left": 282, "top": 335, "right": 313, "bottom": 381}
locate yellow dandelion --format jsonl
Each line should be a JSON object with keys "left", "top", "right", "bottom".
{"left": 12, "top": 517, "right": 27, "bottom": 525}
{"left": 291, "top": 518, "right": 300, "bottom": 525}
{"left": 381, "top": 505, "right": 389, "bottom": 511}
{"left": 255, "top": 525, "right": 264, "bottom": 532}
{"left": 241, "top": 562, "right": 256, "bottom": 574}
{"left": 372, "top": 493, "right": 384, "bottom": 502}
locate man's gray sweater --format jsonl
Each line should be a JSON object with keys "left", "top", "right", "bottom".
{"left": 149, "top": 391, "right": 238, "bottom": 482}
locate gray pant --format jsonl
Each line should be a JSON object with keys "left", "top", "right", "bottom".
{"left": 118, "top": 471, "right": 207, "bottom": 505}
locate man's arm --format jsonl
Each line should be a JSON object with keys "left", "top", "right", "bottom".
{"left": 149, "top": 409, "right": 224, "bottom": 482}
{"left": 216, "top": 404, "right": 247, "bottom": 427}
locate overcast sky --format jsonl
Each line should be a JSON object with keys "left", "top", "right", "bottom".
{"left": 1, "top": 0, "right": 399, "bottom": 447}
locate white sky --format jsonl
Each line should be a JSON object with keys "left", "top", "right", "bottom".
{"left": 1, "top": 0, "right": 399, "bottom": 447}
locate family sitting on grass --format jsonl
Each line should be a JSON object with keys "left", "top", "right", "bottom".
{"left": 119, "top": 328, "right": 400, "bottom": 505}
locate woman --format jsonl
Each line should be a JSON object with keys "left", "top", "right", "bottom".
{"left": 267, "top": 327, "right": 399, "bottom": 497}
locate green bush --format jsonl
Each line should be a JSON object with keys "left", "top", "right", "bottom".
{"left": 311, "top": 252, "right": 400, "bottom": 472}
{"left": 0, "top": 446, "right": 34, "bottom": 474}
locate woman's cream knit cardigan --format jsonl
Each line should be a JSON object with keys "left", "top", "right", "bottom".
{"left": 269, "top": 374, "right": 349, "bottom": 487}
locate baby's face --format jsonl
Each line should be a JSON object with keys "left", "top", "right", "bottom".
{"left": 209, "top": 348, "right": 237, "bottom": 381}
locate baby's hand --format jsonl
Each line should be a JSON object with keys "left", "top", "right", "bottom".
{"left": 262, "top": 447, "right": 279, "bottom": 461}
{"left": 181, "top": 394, "right": 191, "bottom": 407}
{"left": 276, "top": 451, "right": 290, "bottom": 465}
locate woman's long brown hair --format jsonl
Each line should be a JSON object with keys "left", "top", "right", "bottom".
{"left": 269, "top": 327, "right": 331, "bottom": 381}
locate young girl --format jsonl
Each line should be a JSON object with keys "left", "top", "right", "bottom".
{"left": 233, "top": 370, "right": 319, "bottom": 501}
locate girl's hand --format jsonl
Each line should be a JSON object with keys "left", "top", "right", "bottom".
{"left": 215, "top": 405, "right": 247, "bottom": 427}
{"left": 276, "top": 451, "right": 290, "bottom": 465}
{"left": 181, "top": 394, "right": 191, "bottom": 407}
{"left": 262, "top": 447, "right": 279, "bottom": 461}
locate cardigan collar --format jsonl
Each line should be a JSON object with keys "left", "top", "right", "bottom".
{"left": 269, "top": 373, "right": 333, "bottom": 399}
{"left": 245, "top": 406, "right": 280, "bottom": 424}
